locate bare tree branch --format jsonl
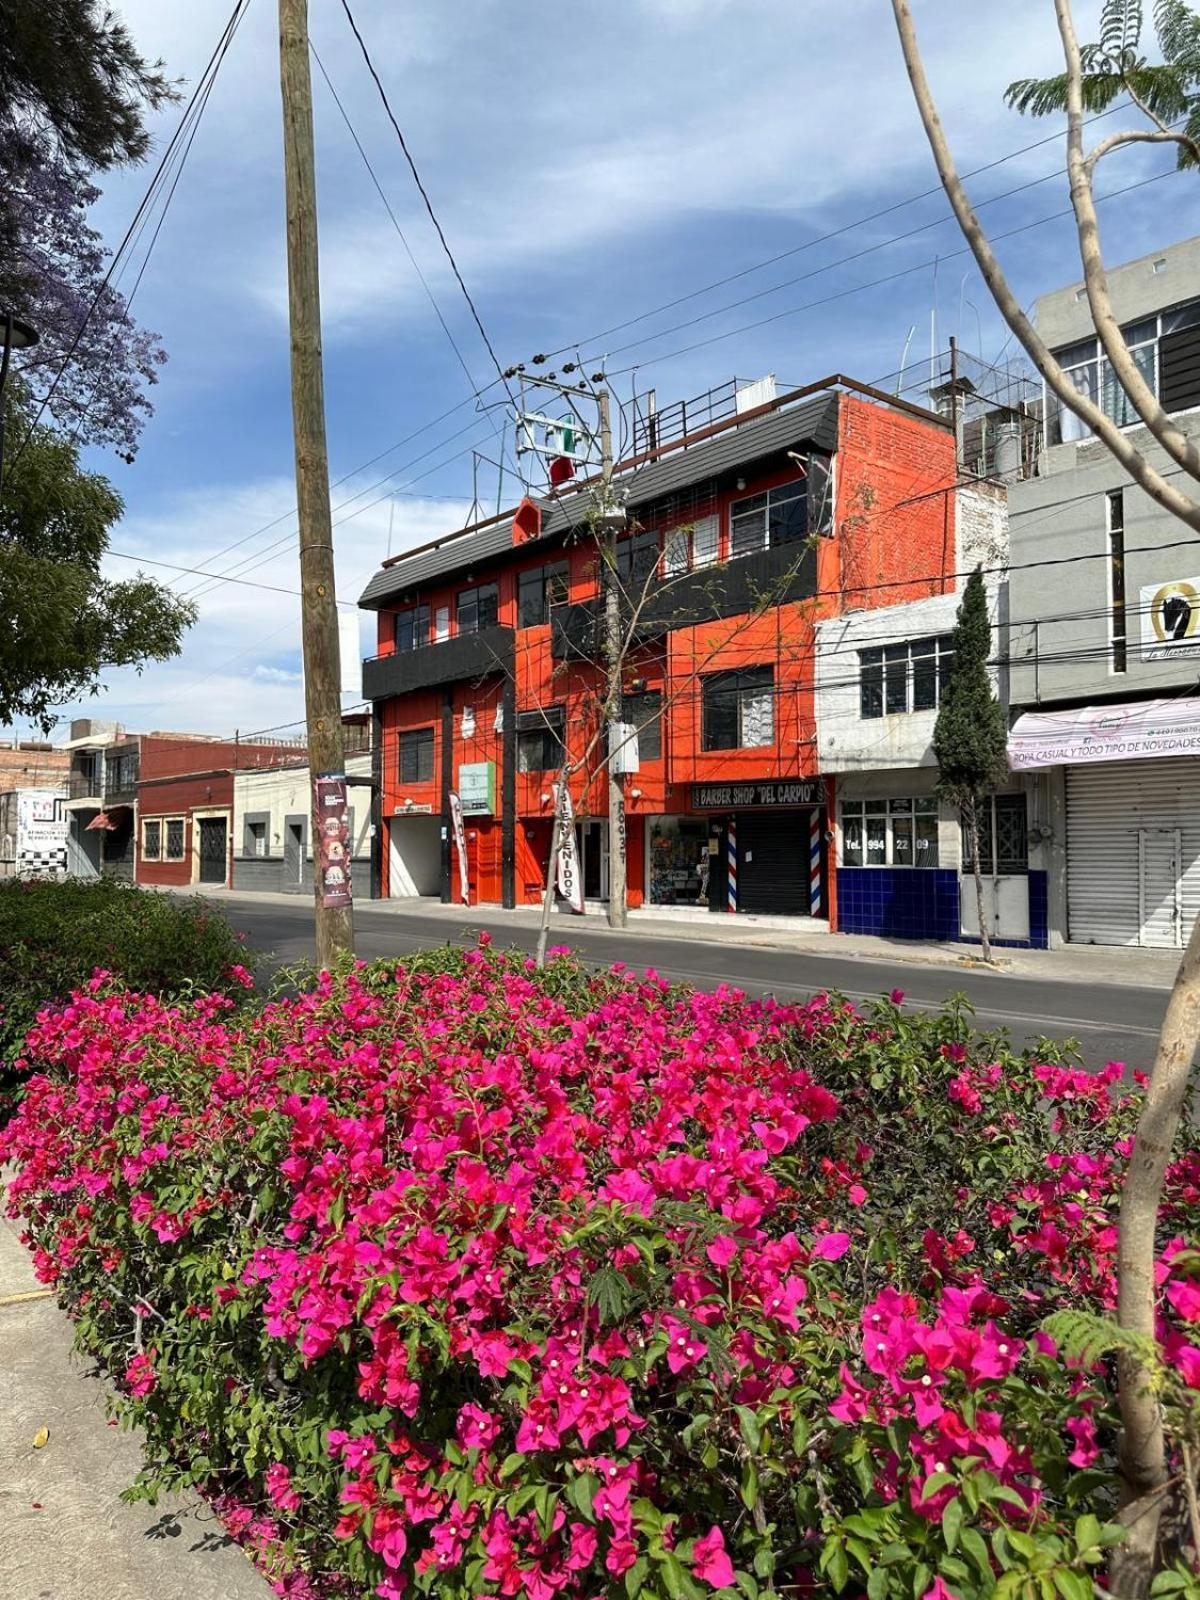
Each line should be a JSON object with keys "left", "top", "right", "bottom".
{"left": 1054, "top": 0, "right": 1200, "bottom": 479}
{"left": 890, "top": 0, "right": 1200, "bottom": 533}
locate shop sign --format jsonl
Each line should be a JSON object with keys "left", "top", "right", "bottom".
{"left": 393, "top": 801, "right": 433, "bottom": 815}
{"left": 458, "top": 760, "right": 496, "bottom": 815}
{"left": 1141, "top": 576, "right": 1200, "bottom": 660}
{"left": 313, "top": 773, "right": 352, "bottom": 908}
{"left": 1009, "top": 696, "right": 1200, "bottom": 768}
{"left": 691, "top": 779, "right": 825, "bottom": 810}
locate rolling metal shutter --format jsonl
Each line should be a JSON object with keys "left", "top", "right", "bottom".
{"left": 736, "top": 810, "right": 811, "bottom": 916}
{"left": 1066, "top": 759, "right": 1200, "bottom": 947}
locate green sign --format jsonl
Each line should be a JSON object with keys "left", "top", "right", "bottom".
{"left": 458, "top": 761, "right": 496, "bottom": 816}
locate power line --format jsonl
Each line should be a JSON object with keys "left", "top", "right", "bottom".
{"left": 337, "top": 0, "right": 516, "bottom": 408}
{"left": 539, "top": 105, "right": 1128, "bottom": 363}
{"left": 8, "top": 0, "right": 252, "bottom": 467}
{"left": 599, "top": 165, "right": 1177, "bottom": 376}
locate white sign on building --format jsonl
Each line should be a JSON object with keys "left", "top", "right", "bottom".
{"left": 1140, "top": 575, "right": 1200, "bottom": 660}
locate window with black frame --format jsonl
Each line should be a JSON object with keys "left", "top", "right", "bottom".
{"left": 394, "top": 605, "right": 430, "bottom": 652}
{"left": 398, "top": 727, "right": 435, "bottom": 785}
{"left": 165, "top": 818, "right": 185, "bottom": 861}
{"left": 621, "top": 690, "right": 662, "bottom": 761}
{"left": 456, "top": 583, "right": 499, "bottom": 635}
{"left": 613, "top": 528, "right": 659, "bottom": 592}
{"left": 516, "top": 707, "right": 566, "bottom": 772}
{"left": 518, "top": 562, "right": 569, "bottom": 628}
{"left": 729, "top": 478, "right": 809, "bottom": 559}
{"left": 701, "top": 667, "right": 774, "bottom": 751}
{"left": 860, "top": 636, "right": 954, "bottom": 718}
{"left": 142, "top": 819, "right": 162, "bottom": 860}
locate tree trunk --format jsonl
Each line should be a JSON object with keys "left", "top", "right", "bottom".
{"left": 1110, "top": 909, "right": 1200, "bottom": 1597}
{"left": 965, "top": 796, "right": 991, "bottom": 963}
{"left": 535, "top": 766, "right": 568, "bottom": 968}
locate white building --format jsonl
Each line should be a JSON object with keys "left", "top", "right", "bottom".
{"left": 232, "top": 751, "right": 374, "bottom": 896}
{"left": 0, "top": 789, "right": 68, "bottom": 878}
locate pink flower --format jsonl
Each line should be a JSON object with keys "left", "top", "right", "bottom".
{"left": 1166, "top": 1276, "right": 1200, "bottom": 1323}
{"left": 124, "top": 1352, "right": 157, "bottom": 1398}
{"left": 264, "top": 1462, "right": 301, "bottom": 1512}
{"left": 692, "top": 1527, "right": 735, "bottom": 1589}
{"left": 455, "top": 1402, "right": 500, "bottom": 1451}
{"left": 811, "top": 1231, "right": 851, "bottom": 1262}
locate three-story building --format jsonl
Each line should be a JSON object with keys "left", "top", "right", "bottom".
{"left": 360, "top": 375, "right": 964, "bottom": 923}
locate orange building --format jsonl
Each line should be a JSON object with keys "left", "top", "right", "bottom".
{"left": 359, "top": 378, "right": 959, "bottom": 924}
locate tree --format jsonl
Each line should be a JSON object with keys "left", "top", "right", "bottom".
{"left": 1, "top": 0, "right": 176, "bottom": 456}
{"left": 0, "top": 388, "right": 195, "bottom": 729}
{"left": 890, "top": 1, "right": 1200, "bottom": 1587}
{"left": 931, "top": 569, "right": 1007, "bottom": 964}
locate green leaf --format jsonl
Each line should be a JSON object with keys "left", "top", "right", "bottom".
{"left": 867, "top": 1566, "right": 890, "bottom": 1600}
{"left": 1053, "top": 1569, "right": 1093, "bottom": 1600}
{"left": 942, "top": 1494, "right": 963, "bottom": 1554}
{"left": 498, "top": 1452, "right": 524, "bottom": 1480}
{"left": 567, "top": 1472, "right": 598, "bottom": 1522}
{"left": 820, "top": 1535, "right": 850, "bottom": 1594}
{"left": 740, "top": 1458, "right": 759, "bottom": 1512}
{"left": 921, "top": 1472, "right": 955, "bottom": 1502}
{"left": 735, "top": 1404, "right": 761, "bottom": 1454}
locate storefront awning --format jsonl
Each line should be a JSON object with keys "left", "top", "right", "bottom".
{"left": 1008, "top": 696, "right": 1200, "bottom": 770}
{"left": 84, "top": 805, "right": 130, "bottom": 832}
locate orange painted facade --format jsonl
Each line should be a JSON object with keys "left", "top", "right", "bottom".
{"left": 365, "top": 386, "right": 958, "bottom": 921}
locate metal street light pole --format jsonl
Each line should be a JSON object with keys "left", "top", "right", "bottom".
{"left": 0, "top": 311, "right": 39, "bottom": 493}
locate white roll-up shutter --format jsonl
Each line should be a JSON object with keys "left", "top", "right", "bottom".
{"left": 1066, "top": 758, "right": 1200, "bottom": 947}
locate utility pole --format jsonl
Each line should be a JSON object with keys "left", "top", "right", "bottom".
{"left": 597, "top": 388, "right": 628, "bottom": 929}
{"left": 278, "top": 0, "right": 354, "bottom": 966}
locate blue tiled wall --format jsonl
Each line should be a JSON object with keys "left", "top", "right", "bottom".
{"left": 837, "top": 868, "right": 960, "bottom": 941}
{"left": 836, "top": 868, "right": 1050, "bottom": 949}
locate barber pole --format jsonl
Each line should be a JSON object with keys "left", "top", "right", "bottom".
{"left": 726, "top": 818, "right": 737, "bottom": 914}
{"left": 810, "top": 810, "right": 822, "bottom": 916}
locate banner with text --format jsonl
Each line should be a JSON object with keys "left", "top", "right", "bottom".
{"left": 448, "top": 791, "right": 469, "bottom": 904}
{"left": 313, "top": 774, "right": 352, "bottom": 909}
{"left": 554, "top": 781, "right": 583, "bottom": 913}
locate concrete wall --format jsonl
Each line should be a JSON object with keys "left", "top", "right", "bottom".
{"left": 232, "top": 755, "right": 372, "bottom": 893}
{"left": 815, "top": 585, "right": 1004, "bottom": 773}
{"left": 1008, "top": 413, "right": 1200, "bottom": 707}
{"left": 1034, "top": 235, "right": 1200, "bottom": 351}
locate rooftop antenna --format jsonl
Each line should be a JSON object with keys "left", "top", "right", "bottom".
{"left": 895, "top": 325, "right": 915, "bottom": 395}
{"left": 385, "top": 499, "right": 395, "bottom": 559}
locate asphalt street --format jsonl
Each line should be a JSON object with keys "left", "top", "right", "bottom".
{"left": 202, "top": 893, "right": 1168, "bottom": 1072}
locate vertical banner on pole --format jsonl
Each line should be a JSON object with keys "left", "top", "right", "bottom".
{"left": 810, "top": 810, "right": 822, "bottom": 916}
{"left": 726, "top": 817, "right": 738, "bottom": 914}
{"left": 555, "top": 781, "right": 583, "bottom": 914}
{"left": 448, "top": 791, "right": 469, "bottom": 905}
{"left": 314, "top": 773, "right": 352, "bottom": 908}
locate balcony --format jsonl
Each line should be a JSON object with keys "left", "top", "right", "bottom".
{"left": 362, "top": 624, "right": 516, "bottom": 701}
{"left": 67, "top": 770, "right": 102, "bottom": 804}
{"left": 552, "top": 542, "right": 817, "bottom": 661}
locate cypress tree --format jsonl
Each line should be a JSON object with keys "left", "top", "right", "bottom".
{"left": 933, "top": 568, "right": 1008, "bottom": 961}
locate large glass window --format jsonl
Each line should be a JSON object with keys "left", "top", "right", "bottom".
{"left": 516, "top": 707, "right": 565, "bottom": 773}
{"left": 1046, "top": 299, "right": 1200, "bottom": 443}
{"left": 962, "top": 793, "right": 1028, "bottom": 875}
{"left": 841, "top": 797, "right": 939, "bottom": 868}
{"left": 860, "top": 636, "right": 955, "bottom": 718}
{"left": 621, "top": 690, "right": 662, "bottom": 762}
{"left": 398, "top": 727, "right": 435, "bottom": 785}
{"left": 457, "top": 583, "right": 499, "bottom": 635}
{"left": 518, "top": 562, "right": 569, "bottom": 628}
{"left": 394, "top": 605, "right": 430, "bottom": 653}
{"left": 649, "top": 815, "right": 711, "bottom": 906}
{"left": 662, "top": 515, "right": 719, "bottom": 576}
{"left": 729, "top": 479, "right": 808, "bottom": 558}
{"left": 614, "top": 528, "right": 659, "bottom": 592}
{"left": 701, "top": 667, "right": 774, "bottom": 751}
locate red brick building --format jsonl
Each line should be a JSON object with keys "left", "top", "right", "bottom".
{"left": 137, "top": 735, "right": 304, "bottom": 889}
{"left": 359, "top": 378, "right": 960, "bottom": 922}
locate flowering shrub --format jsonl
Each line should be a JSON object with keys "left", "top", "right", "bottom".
{"left": 0, "top": 876, "right": 254, "bottom": 1114}
{"left": 4, "top": 942, "right": 1200, "bottom": 1600}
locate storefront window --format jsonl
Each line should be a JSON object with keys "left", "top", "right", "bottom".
{"left": 842, "top": 797, "right": 938, "bottom": 867}
{"left": 649, "top": 816, "right": 711, "bottom": 906}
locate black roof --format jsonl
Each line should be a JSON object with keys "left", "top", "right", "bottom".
{"left": 359, "top": 390, "right": 839, "bottom": 609}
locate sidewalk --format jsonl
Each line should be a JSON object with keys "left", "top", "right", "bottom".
{"left": 0, "top": 1212, "right": 268, "bottom": 1600}
{"left": 196, "top": 886, "right": 1184, "bottom": 993}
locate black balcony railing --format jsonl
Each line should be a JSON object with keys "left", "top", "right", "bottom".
{"left": 362, "top": 624, "right": 516, "bottom": 701}
{"left": 68, "top": 770, "right": 102, "bottom": 801}
{"left": 551, "top": 543, "right": 818, "bottom": 662}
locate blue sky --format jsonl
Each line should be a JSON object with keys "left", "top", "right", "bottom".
{"left": 12, "top": 0, "right": 1191, "bottom": 741}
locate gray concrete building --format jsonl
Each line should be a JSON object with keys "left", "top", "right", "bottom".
{"left": 1008, "top": 236, "right": 1200, "bottom": 949}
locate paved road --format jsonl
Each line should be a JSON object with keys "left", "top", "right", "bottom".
{"left": 204, "top": 893, "right": 1167, "bottom": 1071}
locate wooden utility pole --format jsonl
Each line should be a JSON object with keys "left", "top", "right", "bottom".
{"left": 278, "top": 0, "right": 354, "bottom": 966}
{"left": 597, "top": 389, "right": 628, "bottom": 929}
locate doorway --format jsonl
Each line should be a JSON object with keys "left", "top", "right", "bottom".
{"left": 197, "top": 817, "right": 228, "bottom": 885}
{"left": 1139, "top": 828, "right": 1182, "bottom": 948}
{"left": 284, "top": 819, "right": 305, "bottom": 889}
{"left": 578, "top": 820, "right": 609, "bottom": 902}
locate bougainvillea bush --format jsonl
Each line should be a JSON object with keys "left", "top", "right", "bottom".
{"left": 4, "top": 942, "right": 1200, "bottom": 1600}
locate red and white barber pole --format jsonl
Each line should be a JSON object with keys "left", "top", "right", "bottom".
{"left": 809, "top": 811, "right": 822, "bottom": 916}
{"left": 448, "top": 791, "right": 469, "bottom": 905}
{"left": 554, "top": 781, "right": 583, "bottom": 914}
{"left": 726, "top": 817, "right": 738, "bottom": 913}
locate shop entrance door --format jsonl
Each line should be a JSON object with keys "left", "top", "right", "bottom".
{"left": 579, "top": 820, "right": 609, "bottom": 901}
{"left": 198, "top": 817, "right": 228, "bottom": 885}
{"left": 1139, "top": 828, "right": 1182, "bottom": 948}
